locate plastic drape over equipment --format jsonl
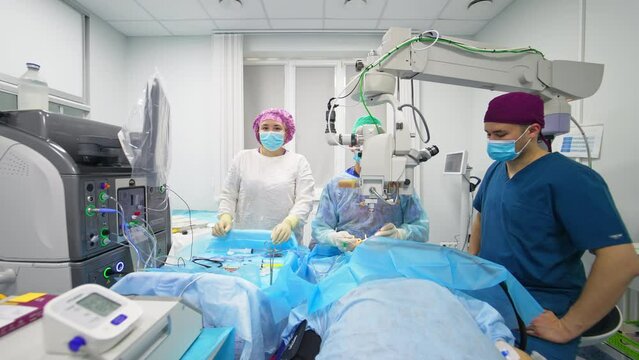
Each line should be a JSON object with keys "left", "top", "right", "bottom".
{"left": 267, "top": 238, "right": 544, "bottom": 328}
{"left": 118, "top": 71, "right": 171, "bottom": 187}
{"left": 311, "top": 239, "right": 543, "bottom": 324}
{"left": 111, "top": 272, "right": 281, "bottom": 360}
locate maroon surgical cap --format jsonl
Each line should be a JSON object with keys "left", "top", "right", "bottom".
{"left": 484, "top": 92, "right": 545, "bottom": 128}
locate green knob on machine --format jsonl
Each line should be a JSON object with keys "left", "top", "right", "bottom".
{"left": 85, "top": 204, "right": 96, "bottom": 217}
{"left": 99, "top": 228, "right": 111, "bottom": 247}
{"left": 98, "top": 191, "right": 109, "bottom": 203}
{"left": 103, "top": 267, "right": 112, "bottom": 279}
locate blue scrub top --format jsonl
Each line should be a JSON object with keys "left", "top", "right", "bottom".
{"left": 474, "top": 153, "right": 630, "bottom": 318}
{"left": 312, "top": 167, "right": 429, "bottom": 244}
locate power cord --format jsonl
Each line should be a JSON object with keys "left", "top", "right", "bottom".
{"left": 166, "top": 186, "right": 195, "bottom": 262}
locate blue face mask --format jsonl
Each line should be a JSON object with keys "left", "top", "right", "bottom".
{"left": 260, "top": 131, "right": 284, "bottom": 151}
{"left": 353, "top": 152, "right": 362, "bottom": 163}
{"left": 487, "top": 126, "right": 532, "bottom": 162}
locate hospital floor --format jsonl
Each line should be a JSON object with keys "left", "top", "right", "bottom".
{"left": 578, "top": 344, "right": 633, "bottom": 359}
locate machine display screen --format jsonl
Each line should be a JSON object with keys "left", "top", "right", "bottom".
{"left": 77, "top": 293, "right": 121, "bottom": 316}
{"left": 444, "top": 152, "right": 464, "bottom": 174}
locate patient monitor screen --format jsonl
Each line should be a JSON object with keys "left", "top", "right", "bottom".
{"left": 77, "top": 293, "right": 121, "bottom": 317}
{"left": 444, "top": 152, "right": 464, "bottom": 174}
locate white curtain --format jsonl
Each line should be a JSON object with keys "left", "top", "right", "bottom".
{"left": 211, "top": 34, "right": 244, "bottom": 208}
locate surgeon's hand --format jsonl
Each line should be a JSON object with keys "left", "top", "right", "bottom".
{"left": 329, "top": 231, "right": 362, "bottom": 252}
{"left": 211, "top": 213, "right": 233, "bottom": 237}
{"left": 271, "top": 216, "right": 298, "bottom": 244}
{"left": 374, "top": 223, "right": 406, "bottom": 239}
{"left": 527, "top": 310, "right": 579, "bottom": 344}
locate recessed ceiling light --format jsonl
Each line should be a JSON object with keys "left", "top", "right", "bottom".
{"left": 467, "top": 0, "right": 492, "bottom": 10}
{"left": 344, "top": 0, "right": 367, "bottom": 5}
{"left": 219, "top": 0, "right": 243, "bottom": 7}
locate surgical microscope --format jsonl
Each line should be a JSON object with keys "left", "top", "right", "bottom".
{"left": 325, "top": 27, "right": 603, "bottom": 211}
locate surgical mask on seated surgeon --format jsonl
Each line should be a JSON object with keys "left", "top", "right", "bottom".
{"left": 353, "top": 152, "right": 362, "bottom": 163}
{"left": 487, "top": 126, "right": 533, "bottom": 162}
{"left": 260, "top": 131, "right": 285, "bottom": 151}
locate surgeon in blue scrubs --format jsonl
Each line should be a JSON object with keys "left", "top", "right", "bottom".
{"left": 469, "top": 92, "right": 639, "bottom": 359}
{"left": 312, "top": 115, "right": 429, "bottom": 251}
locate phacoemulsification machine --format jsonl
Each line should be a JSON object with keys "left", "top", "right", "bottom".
{"left": 0, "top": 110, "right": 171, "bottom": 295}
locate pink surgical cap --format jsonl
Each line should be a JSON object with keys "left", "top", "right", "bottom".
{"left": 252, "top": 108, "right": 296, "bottom": 144}
{"left": 484, "top": 92, "right": 545, "bottom": 128}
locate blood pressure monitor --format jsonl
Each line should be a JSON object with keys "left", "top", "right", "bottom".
{"left": 43, "top": 283, "right": 142, "bottom": 355}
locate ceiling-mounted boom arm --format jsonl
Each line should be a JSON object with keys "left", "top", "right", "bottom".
{"left": 372, "top": 27, "right": 603, "bottom": 102}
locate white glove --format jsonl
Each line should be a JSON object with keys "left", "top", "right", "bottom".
{"left": 329, "top": 231, "right": 361, "bottom": 252}
{"left": 374, "top": 223, "right": 406, "bottom": 239}
{"left": 211, "top": 213, "right": 232, "bottom": 237}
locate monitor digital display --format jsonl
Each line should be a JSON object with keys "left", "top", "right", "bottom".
{"left": 443, "top": 151, "right": 467, "bottom": 175}
{"left": 77, "top": 292, "right": 121, "bottom": 317}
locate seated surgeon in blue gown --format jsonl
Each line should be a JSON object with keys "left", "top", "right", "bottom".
{"left": 469, "top": 92, "right": 639, "bottom": 359}
{"left": 311, "top": 115, "right": 429, "bottom": 251}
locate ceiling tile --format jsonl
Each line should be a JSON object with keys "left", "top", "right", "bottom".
{"left": 270, "top": 19, "right": 324, "bottom": 29}
{"left": 108, "top": 20, "right": 171, "bottom": 36}
{"left": 264, "top": 0, "right": 324, "bottom": 19}
{"left": 161, "top": 20, "right": 217, "bottom": 35}
{"left": 200, "top": 0, "right": 266, "bottom": 19}
{"left": 324, "top": 19, "right": 379, "bottom": 30}
{"left": 136, "top": 0, "right": 210, "bottom": 20}
{"left": 214, "top": 19, "right": 270, "bottom": 30}
{"left": 79, "top": 0, "right": 509, "bottom": 36}
{"left": 440, "top": 0, "right": 514, "bottom": 20}
{"left": 325, "top": 0, "right": 386, "bottom": 19}
{"left": 432, "top": 19, "right": 488, "bottom": 35}
{"left": 382, "top": 0, "right": 448, "bottom": 19}
{"left": 377, "top": 19, "right": 435, "bottom": 31}
{"left": 76, "top": 0, "right": 152, "bottom": 21}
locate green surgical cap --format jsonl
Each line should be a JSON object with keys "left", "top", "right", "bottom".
{"left": 352, "top": 115, "right": 383, "bottom": 134}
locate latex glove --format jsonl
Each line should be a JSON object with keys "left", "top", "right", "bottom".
{"left": 271, "top": 216, "right": 298, "bottom": 244}
{"left": 374, "top": 223, "right": 406, "bottom": 239}
{"left": 329, "top": 231, "right": 361, "bottom": 252}
{"left": 211, "top": 213, "right": 233, "bottom": 237}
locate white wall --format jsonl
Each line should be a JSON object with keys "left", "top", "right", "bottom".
{"left": 467, "top": 0, "right": 638, "bottom": 242}
{"left": 582, "top": 0, "right": 639, "bottom": 241}
{"left": 419, "top": 83, "right": 476, "bottom": 243}
{"left": 244, "top": 33, "right": 382, "bottom": 59}
{"left": 89, "top": 16, "right": 127, "bottom": 125}
{"left": 0, "top": 0, "right": 84, "bottom": 97}
{"left": 0, "top": 1, "right": 128, "bottom": 124}
{"left": 125, "top": 37, "right": 215, "bottom": 211}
